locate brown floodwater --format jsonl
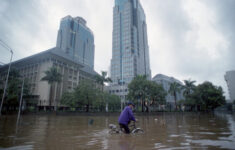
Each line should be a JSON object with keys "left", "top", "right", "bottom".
{"left": 0, "top": 112, "right": 235, "bottom": 150}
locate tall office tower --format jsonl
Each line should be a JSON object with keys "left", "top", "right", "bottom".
{"left": 109, "top": 0, "right": 151, "bottom": 105}
{"left": 225, "top": 70, "right": 235, "bottom": 102}
{"left": 56, "top": 15, "right": 95, "bottom": 69}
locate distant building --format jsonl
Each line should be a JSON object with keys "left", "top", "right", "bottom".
{"left": 109, "top": 0, "right": 151, "bottom": 105}
{"left": 225, "top": 70, "right": 235, "bottom": 102}
{"left": 56, "top": 15, "right": 95, "bottom": 69}
{"left": 152, "top": 74, "right": 184, "bottom": 106}
{"left": 0, "top": 47, "right": 98, "bottom": 110}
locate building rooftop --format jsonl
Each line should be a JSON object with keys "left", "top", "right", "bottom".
{"left": 225, "top": 70, "right": 235, "bottom": 74}
{"left": 60, "top": 15, "right": 93, "bottom": 35}
{"left": 152, "top": 74, "right": 183, "bottom": 85}
{"left": 0, "top": 47, "right": 98, "bottom": 76}
{"left": 74, "top": 16, "right": 87, "bottom": 25}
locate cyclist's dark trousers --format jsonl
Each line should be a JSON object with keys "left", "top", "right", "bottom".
{"left": 119, "top": 123, "right": 130, "bottom": 134}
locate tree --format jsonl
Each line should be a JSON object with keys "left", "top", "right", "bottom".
{"left": 0, "top": 79, "right": 3, "bottom": 96}
{"left": 182, "top": 79, "right": 196, "bottom": 98}
{"left": 5, "top": 69, "right": 21, "bottom": 107}
{"left": 190, "top": 81, "right": 226, "bottom": 111}
{"left": 1, "top": 68, "right": 31, "bottom": 111}
{"left": 74, "top": 80, "right": 98, "bottom": 112}
{"left": 168, "top": 82, "right": 182, "bottom": 110}
{"left": 60, "top": 92, "right": 76, "bottom": 108}
{"left": 149, "top": 82, "right": 167, "bottom": 109}
{"left": 60, "top": 80, "right": 121, "bottom": 112}
{"left": 128, "top": 75, "right": 166, "bottom": 112}
{"left": 128, "top": 75, "right": 148, "bottom": 112}
{"left": 95, "top": 71, "right": 112, "bottom": 91}
{"left": 108, "top": 94, "right": 121, "bottom": 111}
{"left": 0, "top": 88, "right": 3, "bottom": 98}
{"left": 41, "top": 66, "right": 62, "bottom": 111}
{"left": 95, "top": 71, "right": 112, "bottom": 112}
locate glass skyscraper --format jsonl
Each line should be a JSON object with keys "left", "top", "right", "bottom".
{"left": 56, "top": 16, "right": 95, "bottom": 69}
{"left": 110, "top": 0, "right": 151, "bottom": 95}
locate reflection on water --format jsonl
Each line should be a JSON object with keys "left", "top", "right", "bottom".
{"left": 0, "top": 113, "right": 235, "bottom": 150}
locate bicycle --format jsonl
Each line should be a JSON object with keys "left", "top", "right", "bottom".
{"left": 109, "top": 121, "right": 144, "bottom": 134}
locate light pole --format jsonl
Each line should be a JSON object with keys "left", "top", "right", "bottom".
{"left": 118, "top": 79, "right": 125, "bottom": 111}
{"left": 120, "top": 46, "right": 126, "bottom": 111}
{"left": 16, "top": 78, "right": 24, "bottom": 126}
{"left": 0, "top": 39, "right": 14, "bottom": 116}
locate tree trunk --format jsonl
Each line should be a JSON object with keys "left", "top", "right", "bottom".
{"left": 86, "top": 104, "right": 89, "bottom": 112}
{"left": 144, "top": 100, "right": 149, "bottom": 112}
{"left": 105, "top": 103, "right": 108, "bottom": 112}
{"left": 141, "top": 99, "right": 144, "bottom": 112}
{"left": 174, "top": 92, "right": 177, "bottom": 111}
{"left": 86, "top": 95, "right": 89, "bottom": 112}
{"left": 54, "top": 83, "right": 58, "bottom": 111}
{"left": 49, "top": 84, "right": 53, "bottom": 110}
{"left": 145, "top": 104, "right": 149, "bottom": 112}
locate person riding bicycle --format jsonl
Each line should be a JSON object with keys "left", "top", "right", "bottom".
{"left": 118, "top": 102, "right": 136, "bottom": 134}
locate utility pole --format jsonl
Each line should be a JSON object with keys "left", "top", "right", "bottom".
{"left": 121, "top": 44, "right": 125, "bottom": 111}
{"left": 0, "top": 39, "right": 13, "bottom": 116}
{"left": 16, "top": 78, "right": 24, "bottom": 126}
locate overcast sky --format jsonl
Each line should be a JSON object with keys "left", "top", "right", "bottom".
{"left": 0, "top": 0, "right": 234, "bottom": 99}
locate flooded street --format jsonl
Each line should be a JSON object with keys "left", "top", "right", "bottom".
{"left": 0, "top": 113, "right": 235, "bottom": 150}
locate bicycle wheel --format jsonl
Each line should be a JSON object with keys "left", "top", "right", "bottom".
{"left": 109, "top": 129, "right": 121, "bottom": 134}
{"left": 132, "top": 128, "right": 144, "bottom": 134}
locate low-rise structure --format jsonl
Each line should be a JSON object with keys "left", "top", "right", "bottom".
{"left": 0, "top": 47, "right": 98, "bottom": 110}
{"left": 225, "top": 70, "right": 235, "bottom": 102}
{"left": 152, "top": 74, "right": 184, "bottom": 107}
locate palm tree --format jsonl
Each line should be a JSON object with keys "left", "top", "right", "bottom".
{"left": 182, "top": 79, "right": 196, "bottom": 97}
{"left": 168, "top": 82, "right": 181, "bottom": 110}
{"left": 95, "top": 71, "right": 112, "bottom": 112}
{"left": 41, "top": 67, "right": 62, "bottom": 111}
{"left": 95, "top": 71, "right": 112, "bottom": 91}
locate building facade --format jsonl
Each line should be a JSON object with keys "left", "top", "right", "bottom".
{"left": 0, "top": 47, "right": 98, "bottom": 110}
{"left": 110, "top": 0, "right": 151, "bottom": 103}
{"left": 56, "top": 16, "right": 95, "bottom": 69}
{"left": 225, "top": 70, "right": 235, "bottom": 102}
{"left": 152, "top": 74, "right": 184, "bottom": 106}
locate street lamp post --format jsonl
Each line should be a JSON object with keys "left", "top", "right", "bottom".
{"left": 121, "top": 47, "right": 126, "bottom": 111}
{"left": 16, "top": 78, "right": 24, "bottom": 126}
{"left": 118, "top": 78, "right": 125, "bottom": 111}
{"left": 121, "top": 81, "right": 125, "bottom": 111}
{"left": 0, "top": 40, "right": 13, "bottom": 116}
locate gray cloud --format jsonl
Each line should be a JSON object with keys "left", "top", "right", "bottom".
{"left": 205, "top": 0, "right": 235, "bottom": 69}
{"left": 177, "top": 0, "right": 234, "bottom": 97}
{"left": 0, "top": 0, "right": 46, "bottom": 59}
{"left": 145, "top": 0, "right": 190, "bottom": 39}
{"left": 142, "top": 0, "right": 234, "bottom": 98}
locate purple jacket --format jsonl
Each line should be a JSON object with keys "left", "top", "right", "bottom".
{"left": 118, "top": 106, "right": 136, "bottom": 125}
